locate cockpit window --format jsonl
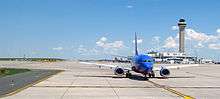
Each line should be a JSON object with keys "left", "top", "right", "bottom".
{"left": 143, "top": 60, "right": 152, "bottom": 62}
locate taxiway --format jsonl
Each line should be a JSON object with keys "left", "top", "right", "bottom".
{"left": 0, "top": 61, "right": 219, "bottom": 99}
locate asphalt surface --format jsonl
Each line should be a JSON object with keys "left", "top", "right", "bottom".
{"left": 0, "top": 69, "right": 61, "bottom": 97}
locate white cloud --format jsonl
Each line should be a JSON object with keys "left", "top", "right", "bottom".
{"left": 208, "top": 44, "right": 220, "bottom": 50}
{"left": 96, "top": 37, "right": 108, "bottom": 47}
{"left": 90, "top": 48, "right": 99, "bottom": 53}
{"left": 185, "top": 28, "right": 218, "bottom": 42}
{"left": 76, "top": 37, "right": 126, "bottom": 56}
{"left": 164, "top": 28, "right": 220, "bottom": 51}
{"left": 163, "top": 36, "right": 177, "bottom": 48}
{"left": 108, "top": 41, "right": 124, "bottom": 48}
{"left": 194, "top": 42, "right": 204, "bottom": 48}
{"left": 216, "top": 28, "right": 220, "bottom": 33}
{"left": 97, "top": 39, "right": 124, "bottom": 55}
{"left": 152, "top": 36, "right": 160, "bottom": 43}
{"left": 100, "top": 37, "right": 107, "bottom": 42}
{"left": 96, "top": 37, "right": 125, "bottom": 50}
{"left": 77, "top": 45, "right": 87, "bottom": 54}
{"left": 96, "top": 40, "right": 105, "bottom": 47}
{"left": 171, "top": 26, "right": 178, "bottom": 31}
{"left": 133, "top": 39, "right": 143, "bottom": 44}
{"left": 151, "top": 36, "right": 161, "bottom": 51}
{"left": 52, "top": 47, "right": 63, "bottom": 51}
{"left": 126, "top": 5, "right": 133, "bottom": 8}
{"left": 77, "top": 45, "right": 102, "bottom": 56}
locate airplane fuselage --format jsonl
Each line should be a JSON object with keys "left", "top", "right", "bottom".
{"left": 131, "top": 54, "right": 154, "bottom": 75}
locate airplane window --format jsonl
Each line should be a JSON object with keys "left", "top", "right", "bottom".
{"left": 143, "top": 60, "right": 152, "bottom": 62}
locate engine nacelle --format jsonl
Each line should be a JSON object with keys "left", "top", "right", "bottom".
{"left": 159, "top": 67, "right": 170, "bottom": 77}
{"left": 114, "top": 66, "right": 125, "bottom": 75}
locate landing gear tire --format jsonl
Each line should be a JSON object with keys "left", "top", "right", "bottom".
{"left": 149, "top": 71, "right": 155, "bottom": 78}
{"left": 151, "top": 71, "right": 155, "bottom": 78}
{"left": 125, "top": 73, "right": 132, "bottom": 78}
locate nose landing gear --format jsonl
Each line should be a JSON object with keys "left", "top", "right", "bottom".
{"left": 148, "top": 71, "right": 155, "bottom": 78}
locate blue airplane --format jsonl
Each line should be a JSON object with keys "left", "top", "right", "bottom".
{"left": 114, "top": 33, "right": 170, "bottom": 78}
{"left": 81, "top": 33, "right": 171, "bottom": 78}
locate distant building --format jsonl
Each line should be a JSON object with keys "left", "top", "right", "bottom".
{"left": 200, "top": 58, "right": 214, "bottom": 64}
{"left": 147, "top": 51, "right": 196, "bottom": 64}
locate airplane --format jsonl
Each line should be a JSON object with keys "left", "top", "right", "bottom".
{"left": 80, "top": 33, "right": 199, "bottom": 78}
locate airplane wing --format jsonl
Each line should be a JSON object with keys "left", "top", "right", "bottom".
{"left": 80, "top": 62, "right": 200, "bottom": 72}
{"left": 79, "top": 62, "right": 131, "bottom": 70}
{"left": 153, "top": 64, "right": 200, "bottom": 71}
{"left": 111, "top": 55, "right": 132, "bottom": 59}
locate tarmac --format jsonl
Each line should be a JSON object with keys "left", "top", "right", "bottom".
{"left": 0, "top": 61, "right": 220, "bottom": 99}
{"left": 0, "top": 69, "right": 61, "bottom": 97}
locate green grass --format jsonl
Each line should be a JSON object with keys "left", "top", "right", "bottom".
{"left": 0, "top": 68, "right": 31, "bottom": 77}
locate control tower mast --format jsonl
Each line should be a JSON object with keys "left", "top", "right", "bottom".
{"left": 178, "top": 18, "right": 187, "bottom": 53}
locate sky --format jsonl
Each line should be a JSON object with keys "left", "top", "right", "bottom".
{"left": 0, "top": 0, "right": 220, "bottom": 60}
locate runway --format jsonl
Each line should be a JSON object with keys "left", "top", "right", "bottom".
{"left": 0, "top": 61, "right": 220, "bottom": 99}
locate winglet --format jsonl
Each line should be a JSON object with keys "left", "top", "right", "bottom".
{"left": 135, "top": 32, "right": 138, "bottom": 55}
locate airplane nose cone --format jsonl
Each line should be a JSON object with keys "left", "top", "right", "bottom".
{"left": 144, "top": 64, "right": 153, "bottom": 72}
{"left": 139, "top": 63, "right": 153, "bottom": 73}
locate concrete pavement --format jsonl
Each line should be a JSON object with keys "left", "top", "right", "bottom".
{"left": 0, "top": 61, "right": 219, "bottom": 99}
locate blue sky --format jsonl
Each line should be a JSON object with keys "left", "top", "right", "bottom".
{"left": 0, "top": 0, "right": 220, "bottom": 60}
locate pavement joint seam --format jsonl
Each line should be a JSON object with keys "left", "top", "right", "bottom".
{"left": 185, "top": 72, "right": 220, "bottom": 78}
{"left": 102, "top": 71, "right": 120, "bottom": 99}
{"left": 60, "top": 72, "right": 81, "bottom": 99}
{"left": 32, "top": 85, "right": 220, "bottom": 89}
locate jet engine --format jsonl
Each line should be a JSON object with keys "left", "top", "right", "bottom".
{"left": 159, "top": 67, "right": 170, "bottom": 77}
{"left": 114, "top": 66, "right": 125, "bottom": 75}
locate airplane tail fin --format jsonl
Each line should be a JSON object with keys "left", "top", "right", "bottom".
{"left": 135, "top": 32, "right": 138, "bottom": 56}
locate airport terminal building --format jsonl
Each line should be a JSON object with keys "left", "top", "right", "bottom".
{"left": 147, "top": 51, "right": 197, "bottom": 64}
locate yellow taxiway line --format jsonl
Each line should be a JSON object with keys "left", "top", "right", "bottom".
{"left": 147, "top": 80, "right": 195, "bottom": 99}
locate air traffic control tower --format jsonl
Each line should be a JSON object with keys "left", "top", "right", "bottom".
{"left": 178, "top": 18, "right": 187, "bottom": 53}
